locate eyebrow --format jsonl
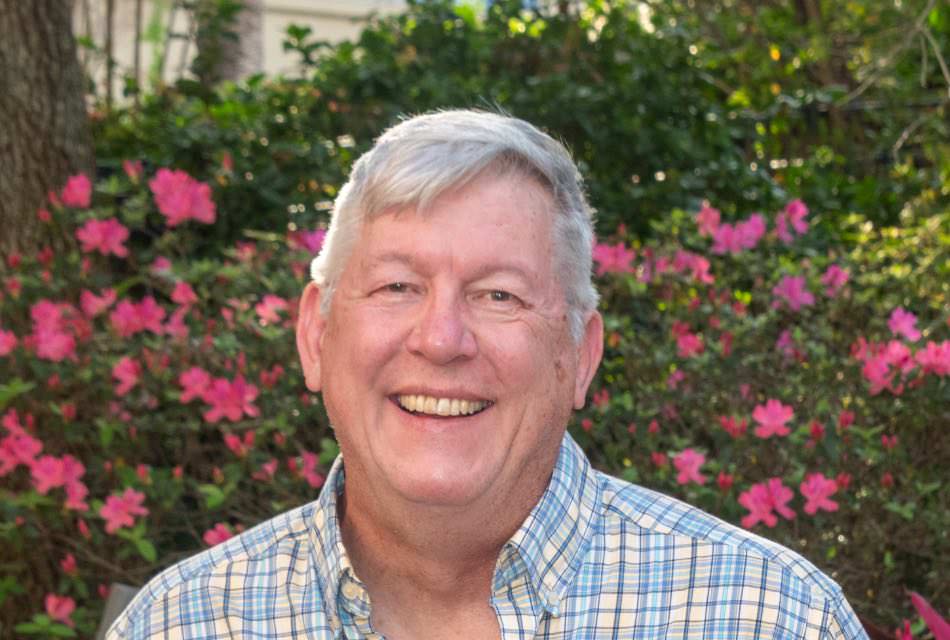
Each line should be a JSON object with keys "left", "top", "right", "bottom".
{"left": 365, "top": 251, "right": 537, "bottom": 282}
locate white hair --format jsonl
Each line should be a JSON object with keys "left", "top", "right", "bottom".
{"left": 310, "top": 109, "right": 598, "bottom": 341}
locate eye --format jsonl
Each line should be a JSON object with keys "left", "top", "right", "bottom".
{"left": 384, "top": 282, "right": 409, "bottom": 293}
{"left": 477, "top": 289, "right": 522, "bottom": 309}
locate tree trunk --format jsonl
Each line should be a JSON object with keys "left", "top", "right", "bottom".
{"left": 0, "top": 0, "right": 93, "bottom": 260}
{"left": 194, "top": 0, "right": 263, "bottom": 85}
{"left": 219, "top": 0, "right": 262, "bottom": 81}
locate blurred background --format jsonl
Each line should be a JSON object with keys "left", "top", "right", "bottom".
{"left": 0, "top": 1, "right": 947, "bottom": 638}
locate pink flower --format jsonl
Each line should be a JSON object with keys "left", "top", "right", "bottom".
{"left": 60, "top": 553, "right": 78, "bottom": 576}
{"left": 774, "top": 212, "right": 793, "bottom": 244}
{"left": 80, "top": 288, "right": 117, "bottom": 317}
{"left": 785, "top": 199, "right": 809, "bottom": 234}
{"left": 888, "top": 307, "right": 921, "bottom": 342}
{"left": 109, "top": 296, "right": 166, "bottom": 337}
{"left": 165, "top": 307, "right": 190, "bottom": 340}
{"left": 31, "top": 454, "right": 83, "bottom": 495}
{"left": 149, "top": 168, "right": 216, "bottom": 226}
{"left": 253, "top": 458, "right": 279, "bottom": 482}
{"left": 75, "top": 218, "right": 130, "bottom": 257}
{"left": 203, "top": 522, "right": 234, "bottom": 547}
{"left": 255, "top": 294, "right": 290, "bottom": 326}
{"left": 738, "top": 478, "right": 795, "bottom": 528}
{"left": 112, "top": 356, "right": 142, "bottom": 396}
{"left": 45, "top": 593, "right": 76, "bottom": 627}
{"left": 0, "top": 329, "right": 17, "bottom": 356}
{"left": 34, "top": 329, "right": 76, "bottom": 362}
{"left": 592, "top": 242, "right": 635, "bottom": 275}
{"left": 752, "top": 399, "right": 794, "bottom": 438}
{"left": 0, "top": 411, "right": 43, "bottom": 475}
{"left": 716, "top": 472, "right": 734, "bottom": 492}
{"left": 171, "top": 281, "right": 198, "bottom": 306}
{"left": 65, "top": 480, "right": 89, "bottom": 511}
{"left": 179, "top": 367, "right": 212, "bottom": 403}
{"left": 151, "top": 256, "right": 172, "bottom": 273}
{"left": 122, "top": 159, "right": 143, "bottom": 181}
{"left": 711, "top": 223, "right": 741, "bottom": 255}
{"left": 881, "top": 434, "right": 898, "bottom": 450}
{"left": 820, "top": 264, "right": 849, "bottom": 297}
{"left": 799, "top": 472, "right": 838, "bottom": 514}
{"left": 718, "top": 415, "right": 747, "bottom": 438}
{"left": 60, "top": 174, "right": 91, "bottom": 208}
{"left": 291, "top": 228, "right": 327, "bottom": 254}
{"left": 909, "top": 591, "right": 950, "bottom": 640}
{"left": 672, "top": 250, "right": 714, "bottom": 284}
{"left": 224, "top": 430, "right": 254, "bottom": 457}
{"left": 99, "top": 487, "right": 148, "bottom": 534}
{"left": 861, "top": 353, "right": 895, "bottom": 395}
{"left": 676, "top": 332, "right": 705, "bottom": 358}
{"left": 673, "top": 448, "right": 707, "bottom": 485}
{"left": 298, "top": 450, "right": 325, "bottom": 488}
{"left": 838, "top": 410, "right": 855, "bottom": 430}
{"left": 695, "top": 203, "right": 720, "bottom": 237}
{"left": 894, "top": 619, "right": 913, "bottom": 640}
{"left": 735, "top": 214, "right": 766, "bottom": 250}
{"left": 650, "top": 451, "right": 668, "bottom": 467}
{"left": 772, "top": 275, "right": 814, "bottom": 312}
{"left": 202, "top": 375, "right": 260, "bottom": 423}
{"left": 666, "top": 369, "right": 686, "bottom": 390}
{"left": 915, "top": 340, "right": 950, "bottom": 376}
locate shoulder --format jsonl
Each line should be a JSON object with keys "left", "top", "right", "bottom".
{"left": 106, "top": 500, "right": 319, "bottom": 640}
{"left": 587, "top": 471, "right": 867, "bottom": 638}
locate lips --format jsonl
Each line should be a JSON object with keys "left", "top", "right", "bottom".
{"left": 395, "top": 394, "right": 492, "bottom": 417}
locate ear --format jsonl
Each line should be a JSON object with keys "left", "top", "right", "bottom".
{"left": 573, "top": 311, "right": 604, "bottom": 410}
{"left": 296, "top": 282, "right": 327, "bottom": 392}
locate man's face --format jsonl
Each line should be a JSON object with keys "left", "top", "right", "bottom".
{"left": 297, "top": 172, "right": 602, "bottom": 511}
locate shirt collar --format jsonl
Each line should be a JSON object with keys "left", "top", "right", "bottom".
{"left": 309, "top": 432, "right": 601, "bottom": 621}
{"left": 307, "top": 455, "right": 353, "bottom": 632}
{"left": 498, "top": 432, "right": 600, "bottom": 616}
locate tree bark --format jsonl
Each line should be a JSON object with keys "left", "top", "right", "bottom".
{"left": 219, "top": 0, "right": 262, "bottom": 81}
{"left": 194, "top": 0, "right": 263, "bottom": 85}
{"left": 0, "top": 0, "right": 93, "bottom": 260}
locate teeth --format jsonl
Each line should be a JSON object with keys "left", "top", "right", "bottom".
{"left": 397, "top": 394, "right": 489, "bottom": 417}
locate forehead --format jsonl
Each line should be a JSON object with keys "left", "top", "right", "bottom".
{"left": 349, "top": 174, "right": 557, "bottom": 280}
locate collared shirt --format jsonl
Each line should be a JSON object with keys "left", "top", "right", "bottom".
{"left": 108, "top": 433, "right": 868, "bottom": 639}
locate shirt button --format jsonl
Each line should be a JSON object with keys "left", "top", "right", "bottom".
{"left": 341, "top": 580, "right": 362, "bottom": 600}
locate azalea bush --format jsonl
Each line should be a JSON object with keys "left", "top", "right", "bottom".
{"left": 0, "top": 167, "right": 336, "bottom": 637}
{"left": 574, "top": 198, "right": 949, "bottom": 631}
{"left": 1, "top": 161, "right": 948, "bottom": 637}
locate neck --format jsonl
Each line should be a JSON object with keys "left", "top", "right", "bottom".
{"left": 337, "top": 466, "right": 551, "bottom": 608}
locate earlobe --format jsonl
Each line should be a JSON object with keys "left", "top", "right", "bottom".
{"left": 573, "top": 311, "right": 604, "bottom": 410}
{"left": 296, "top": 282, "right": 327, "bottom": 392}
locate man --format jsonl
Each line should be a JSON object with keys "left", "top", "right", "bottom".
{"left": 109, "top": 110, "right": 868, "bottom": 639}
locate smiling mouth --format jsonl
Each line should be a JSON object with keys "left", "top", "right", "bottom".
{"left": 394, "top": 394, "right": 493, "bottom": 417}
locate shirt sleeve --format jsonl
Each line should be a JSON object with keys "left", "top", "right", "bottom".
{"left": 822, "top": 591, "right": 870, "bottom": 640}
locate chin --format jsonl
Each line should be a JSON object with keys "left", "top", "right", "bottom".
{"left": 386, "top": 457, "right": 497, "bottom": 509}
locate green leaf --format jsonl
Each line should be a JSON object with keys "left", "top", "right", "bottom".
{"left": 0, "top": 575, "right": 25, "bottom": 605}
{"left": 47, "top": 624, "right": 78, "bottom": 638}
{"left": 14, "top": 622, "right": 47, "bottom": 634}
{"left": 97, "top": 419, "right": 115, "bottom": 448}
{"left": 883, "top": 500, "right": 915, "bottom": 521}
{"left": 198, "top": 484, "right": 226, "bottom": 509}
{"left": 319, "top": 437, "right": 340, "bottom": 466}
{"left": 136, "top": 538, "right": 158, "bottom": 563}
{"left": 0, "top": 379, "right": 36, "bottom": 412}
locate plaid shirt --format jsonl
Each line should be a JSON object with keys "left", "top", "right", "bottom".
{"left": 109, "top": 434, "right": 868, "bottom": 639}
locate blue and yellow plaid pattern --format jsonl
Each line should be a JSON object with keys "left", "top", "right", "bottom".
{"left": 109, "top": 434, "right": 868, "bottom": 639}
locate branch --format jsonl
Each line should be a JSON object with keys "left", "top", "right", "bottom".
{"left": 836, "top": 0, "right": 938, "bottom": 106}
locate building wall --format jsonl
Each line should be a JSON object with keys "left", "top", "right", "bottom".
{"left": 74, "top": 0, "right": 406, "bottom": 97}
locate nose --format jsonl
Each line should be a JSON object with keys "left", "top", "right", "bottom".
{"left": 406, "top": 291, "right": 478, "bottom": 364}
